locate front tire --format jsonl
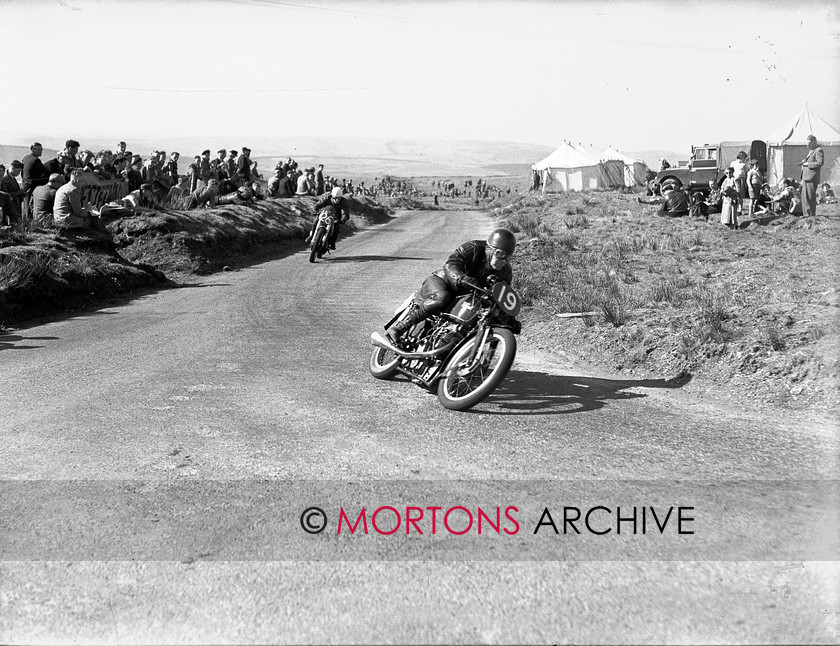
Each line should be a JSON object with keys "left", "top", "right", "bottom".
{"left": 309, "top": 229, "right": 324, "bottom": 263}
{"left": 436, "top": 328, "right": 516, "bottom": 411}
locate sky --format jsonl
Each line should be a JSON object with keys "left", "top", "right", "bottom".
{"left": 1, "top": 0, "right": 838, "bottom": 155}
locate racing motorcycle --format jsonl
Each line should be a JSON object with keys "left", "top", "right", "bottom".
{"left": 369, "top": 280, "right": 522, "bottom": 411}
{"left": 309, "top": 207, "right": 338, "bottom": 263}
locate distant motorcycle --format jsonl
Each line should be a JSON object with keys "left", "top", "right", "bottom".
{"left": 369, "top": 280, "right": 522, "bottom": 411}
{"left": 309, "top": 207, "right": 338, "bottom": 263}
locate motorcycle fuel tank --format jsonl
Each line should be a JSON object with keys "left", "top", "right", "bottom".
{"left": 444, "top": 295, "right": 480, "bottom": 324}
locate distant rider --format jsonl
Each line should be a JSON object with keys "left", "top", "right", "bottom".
{"left": 306, "top": 186, "right": 350, "bottom": 249}
{"left": 387, "top": 228, "right": 518, "bottom": 344}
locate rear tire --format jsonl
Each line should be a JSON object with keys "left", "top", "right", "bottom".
{"left": 436, "top": 328, "right": 516, "bottom": 411}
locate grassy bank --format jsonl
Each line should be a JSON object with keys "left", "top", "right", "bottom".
{"left": 0, "top": 195, "right": 391, "bottom": 325}
{"left": 490, "top": 191, "right": 840, "bottom": 411}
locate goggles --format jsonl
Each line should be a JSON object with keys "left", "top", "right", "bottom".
{"left": 487, "top": 244, "right": 512, "bottom": 260}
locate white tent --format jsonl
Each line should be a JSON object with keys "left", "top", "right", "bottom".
{"left": 766, "top": 106, "right": 840, "bottom": 187}
{"left": 602, "top": 146, "right": 649, "bottom": 187}
{"left": 534, "top": 142, "right": 625, "bottom": 192}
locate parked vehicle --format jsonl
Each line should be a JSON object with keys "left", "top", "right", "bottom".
{"left": 657, "top": 140, "right": 767, "bottom": 193}
{"left": 369, "top": 281, "right": 522, "bottom": 411}
{"left": 308, "top": 207, "right": 337, "bottom": 263}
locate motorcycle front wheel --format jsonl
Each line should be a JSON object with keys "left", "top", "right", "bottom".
{"left": 369, "top": 346, "right": 400, "bottom": 380}
{"left": 436, "top": 328, "right": 516, "bottom": 411}
{"left": 309, "top": 229, "right": 324, "bottom": 263}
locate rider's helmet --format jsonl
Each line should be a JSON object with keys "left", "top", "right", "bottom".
{"left": 485, "top": 229, "right": 516, "bottom": 270}
{"left": 486, "top": 229, "right": 517, "bottom": 255}
{"left": 331, "top": 187, "right": 343, "bottom": 199}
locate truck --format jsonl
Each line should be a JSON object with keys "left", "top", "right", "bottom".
{"left": 656, "top": 140, "right": 767, "bottom": 193}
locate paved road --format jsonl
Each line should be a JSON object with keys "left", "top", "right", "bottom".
{"left": 1, "top": 209, "right": 837, "bottom": 644}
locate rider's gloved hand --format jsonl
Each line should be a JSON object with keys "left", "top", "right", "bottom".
{"left": 459, "top": 276, "right": 482, "bottom": 291}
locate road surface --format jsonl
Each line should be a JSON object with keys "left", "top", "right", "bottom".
{"left": 1, "top": 208, "right": 837, "bottom": 644}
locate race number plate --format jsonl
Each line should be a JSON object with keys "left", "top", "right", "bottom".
{"left": 491, "top": 282, "right": 522, "bottom": 317}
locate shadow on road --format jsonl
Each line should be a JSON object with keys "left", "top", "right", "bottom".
{"left": 484, "top": 369, "right": 692, "bottom": 415}
{"left": 328, "top": 255, "right": 430, "bottom": 263}
{"left": 0, "top": 333, "right": 60, "bottom": 352}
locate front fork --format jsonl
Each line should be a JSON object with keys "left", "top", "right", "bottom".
{"left": 456, "top": 323, "right": 491, "bottom": 376}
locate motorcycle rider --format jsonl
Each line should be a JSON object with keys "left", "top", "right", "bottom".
{"left": 305, "top": 186, "right": 349, "bottom": 249}
{"left": 387, "top": 228, "right": 517, "bottom": 344}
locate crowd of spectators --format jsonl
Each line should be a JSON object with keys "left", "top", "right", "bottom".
{"left": 639, "top": 136, "right": 834, "bottom": 228}
{"left": 0, "top": 138, "right": 387, "bottom": 232}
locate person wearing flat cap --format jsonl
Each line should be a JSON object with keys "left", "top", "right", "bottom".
{"left": 235, "top": 147, "right": 252, "bottom": 186}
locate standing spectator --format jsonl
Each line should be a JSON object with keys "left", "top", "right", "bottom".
{"left": 226, "top": 150, "right": 238, "bottom": 181}
{"left": 31, "top": 173, "right": 65, "bottom": 227}
{"left": 295, "top": 167, "right": 314, "bottom": 196}
{"left": 215, "top": 150, "right": 228, "bottom": 180}
{"left": 800, "top": 134, "right": 824, "bottom": 218}
{"left": 235, "top": 147, "right": 252, "bottom": 186}
{"left": 199, "top": 150, "right": 212, "bottom": 183}
{"left": 125, "top": 155, "right": 144, "bottom": 191}
{"left": 166, "top": 152, "right": 180, "bottom": 186}
{"left": 719, "top": 167, "right": 739, "bottom": 229}
{"left": 141, "top": 154, "right": 160, "bottom": 185}
{"left": 0, "top": 160, "right": 26, "bottom": 221}
{"left": 316, "top": 164, "right": 325, "bottom": 195}
{"left": 252, "top": 161, "right": 263, "bottom": 181}
{"left": 115, "top": 141, "right": 127, "bottom": 158}
{"left": 746, "top": 159, "right": 764, "bottom": 218}
{"left": 64, "top": 139, "right": 81, "bottom": 168}
{"left": 187, "top": 155, "right": 201, "bottom": 193}
{"left": 21, "top": 142, "right": 49, "bottom": 221}
{"left": 730, "top": 151, "right": 748, "bottom": 214}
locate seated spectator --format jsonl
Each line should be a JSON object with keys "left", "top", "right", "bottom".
{"left": 770, "top": 178, "right": 797, "bottom": 214}
{"left": 688, "top": 191, "right": 708, "bottom": 219}
{"left": 0, "top": 187, "right": 17, "bottom": 226}
{"left": 31, "top": 173, "right": 65, "bottom": 227}
{"left": 217, "top": 182, "right": 262, "bottom": 206}
{"left": 187, "top": 179, "right": 220, "bottom": 209}
{"left": 79, "top": 150, "right": 96, "bottom": 172}
{"left": 656, "top": 186, "right": 690, "bottom": 217}
{"left": 53, "top": 169, "right": 106, "bottom": 231}
{"left": 819, "top": 182, "right": 837, "bottom": 204}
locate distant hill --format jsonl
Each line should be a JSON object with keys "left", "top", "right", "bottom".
{"left": 2, "top": 136, "right": 554, "bottom": 177}
{"left": 0, "top": 145, "right": 59, "bottom": 165}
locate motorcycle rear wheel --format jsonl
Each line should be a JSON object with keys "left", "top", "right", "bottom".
{"left": 309, "top": 229, "right": 324, "bottom": 263}
{"left": 436, "top": 328, "right": 516, "bottom": 411}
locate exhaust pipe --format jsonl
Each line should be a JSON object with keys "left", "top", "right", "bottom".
{"left": 370, "top": 331, "right": 457, "bottom": 359}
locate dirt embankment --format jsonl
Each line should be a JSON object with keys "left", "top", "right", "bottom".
{"left": 0, "top": 196, "right": 391, "bottom": 326}
{"left": 486, "top": 191, "right": 840, "bottom": 413}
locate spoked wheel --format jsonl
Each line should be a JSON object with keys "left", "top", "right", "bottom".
{"left": 436, "top": 328, "right": 516, "bottom": 411}
{"left": 309, "top": 229, "right": 324, "bottom": 263}
{"left": 369, "top": 346, "right": 400, "bottom": 380}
